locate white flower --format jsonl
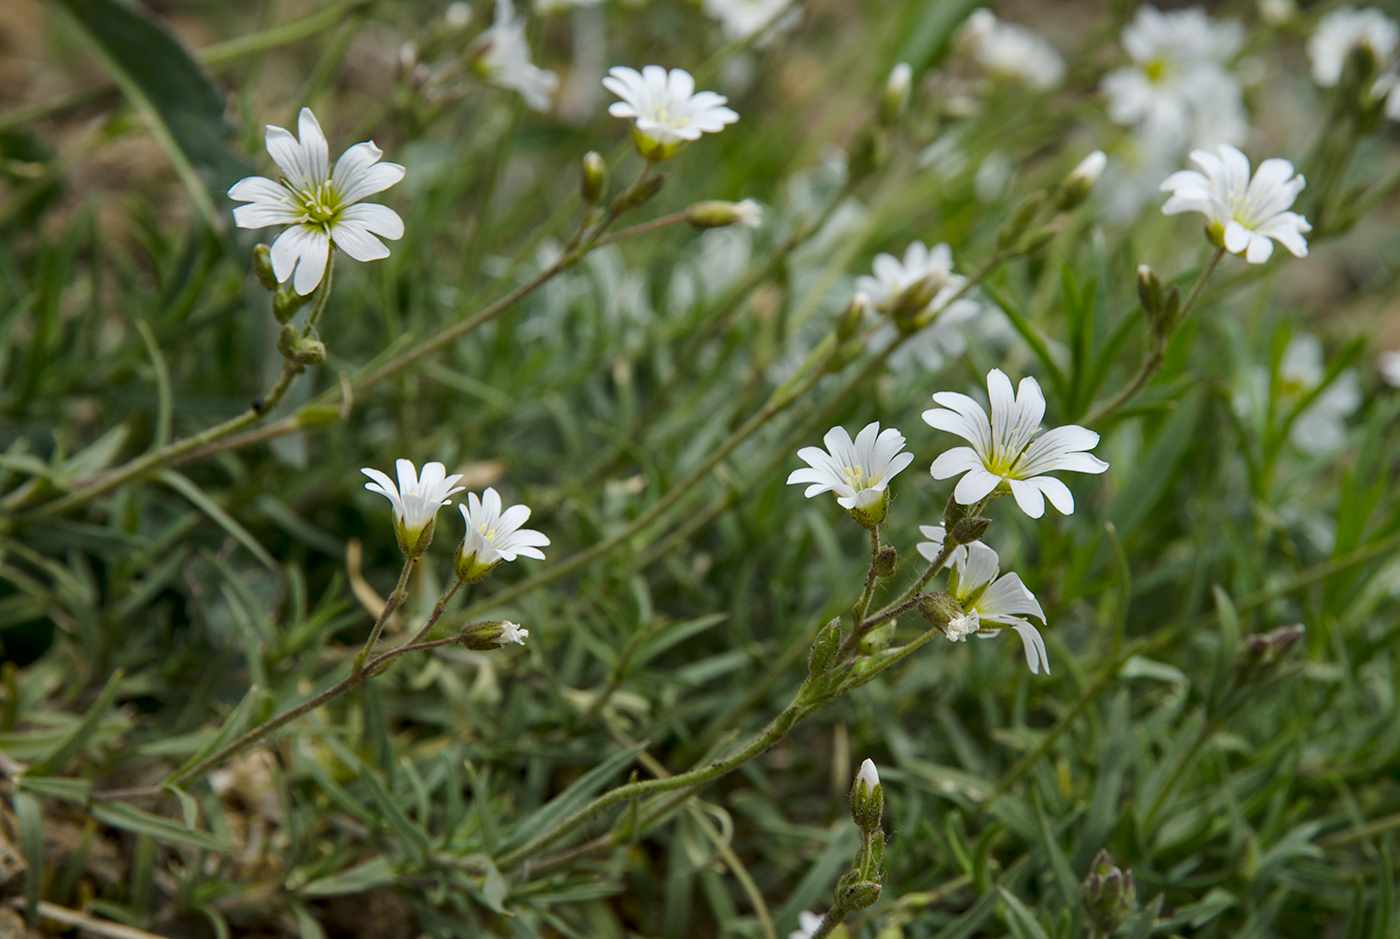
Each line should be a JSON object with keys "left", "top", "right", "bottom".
{"left": 604, "top": 65, "right": 739, "bottom": 160}
{"left": 1380, "top": 350, "right": 1400, "bottom": 387}
{"left": 496, "top": 621, "right": 530, "bottom": 645}
{"left": 362, "top": 459, "right": 465, "bottom": 554}
{"left": 924, "top": 370, "right": 1108, "bottom": 518}
{"left": 1160, "top": 144, "right": 1311, "bottom": 263}
{"left": 856, "top": 758, "right": 880, "bottom": 794}
{"left": 1101, "top": 6, "right": 1245, "bottom": 152}
{"left": 958, "top": 9, "right": 1065, "bottom": 90}
{"left": 1308, "top": 7, "right": 1398, "bottom": 87}
{"left": 1235, "top": 334, "right": 1359, "bottom": 454}
{"left": 856, "top": 241, "right": 973, "bottom": 322}
{"left": 789, "top": 911, "right": 824, "bottom": 939}
{"left": 456, "top": 488, "right": 550, "bottom": 579}
{"left": 228, "top": 108, "right": 405, "bottom": 295}
{"left": 786, "top": 422, "right": 915, "bottom": 516}
{"left": 475, "top": 0, "right": 560, "bottom": 112}
{"left": 918, "top": 529, "right": 1050, "bottom": 673}
{"left": 702, "top": 0, "right": 794, "bottom": 41}
{"left": 733, "top": 199, "right": 763, "bottom": 228}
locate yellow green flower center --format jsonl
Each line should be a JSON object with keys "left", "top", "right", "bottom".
{"left": 291, "top": 180, "right": 341, "bottom": 228}
{"left": 843, "top": 464, "right": 883, "bottom": 491}
{"left": 478, "top": 523, "right": 498, "bottom": 542}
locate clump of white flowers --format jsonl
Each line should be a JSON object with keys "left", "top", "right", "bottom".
{"left": 473, "top": 0, "right": 560, "bottom": 112}
{"left": 923, "top": 369, "right": 1109, "bottom": 518}
{"left": 1160, "top": 143, "right": 1311, "bottom": 263}
{"left": 229, "top": 108, "right": 405, "bottom": 295}
{"left": 787, "top": 423, "right": 913, "bottom": 527}
{"left": 957, "top": 8, "right": 1065, "bottom": 91}
{"left": 362, "top": 460, "right": 465, "bottom": 557}
{"left": 603, "top": 66, "right": 739, "bottom": 160}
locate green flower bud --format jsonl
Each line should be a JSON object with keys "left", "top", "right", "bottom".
{"left": 849, "top": 758, "right": 884, "bottom": 832}
{"left": 614, "top": 172, "right": 667, "bottom": 212}
{"left": 581, "top": 151, "right": 607, "bottom": 204}
{"left": 943, "top": 493, "right": 971, "bottom": 530}
{"left": 997, "top": 191, "right": 1048, "bottom": 248}
{"left": 890, "top": 272, "right": 948, "bottom": 331}
{"left": 460, "top": 619, "right": 529, "bottom": 650}
{"left": 1055, "top": 150, "right": 1106, "bottom": 210}
{"left": 1081, "top": 850, "right": 1136, "bottom": 935}
{"left": 276, "top": 324, "right": 326, "bottom": 367}
{"left": 809, "top": 618, "right": 843, "bottom": 676}
{"left": 879, "top": 62, "right": 913, "bottom": 126}
{"left": 687, "top": 199, "right": 762, "bottom": 229}
{"left": 841, "top": 880, "right": 882, "bottom": 912}
{"left": 916, "top": 592, "right": 963, "bottom": 629}
{"left": 252, "top": 244, "right": 279, "bottom": 291}
{"left": 1236, "top": 623, "right": 1305, "bottom": 684}
{"left": 837, "top": 293, "right": 874, "bottom": 343}
{"left": 949, "top": 515, "right": 991, "bottom": 546}
{"left": 872, "top": 546, "right": 898, "bottom": 578}
{"left": 273, "top": 284, "right": 310, "bottom": 324}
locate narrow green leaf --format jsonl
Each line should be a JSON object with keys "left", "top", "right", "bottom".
{"left": 159, "top": 470, "right": 276, "bottom": 570}
{"left": 165, "top": 683, "right": 262, "bottom": 785}
{"left": 13, "top": 791, "right": 43, "bottom": 920}
{"left": 496, "top": 741, "right": 648, "bottom": 855}
{"left": 135, "top": 320, "right": 172, "bottom": 450}
{"left": 16, "top": 775, "right": 91, "bottom": 803}
{"left": 88, "top": 800, "right": 227, "bottom": 851}
{"left": 300, "top": 856, "right": 397, "bottom": 898}
{"left": 998, "top": 886, "right": 1052, "bottom": 939}
{"left": 359, "top": 766, "right": 431, "bottom": 865}
{"left": 27, "top": 667, "right": 124, "bottom": 777}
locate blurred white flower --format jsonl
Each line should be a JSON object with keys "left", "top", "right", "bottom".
{"left": 495, "top": 621, "right": 530, "bottom": 645}
{"left": 1258, "top": 0, "right": 1296, "bottom": 26}
{"left": 604, "top": 65, "right": 739, "bottom": 160}
{"left": 789, "top": 911, "right": 824, "bottom": 939}
{"left": 444, "top": 2, "right": 473, "bottom": 29}
{"left": 456, "top": 487, "right": 550, "bottom": 580}
{"left": 787, "top": 423, "right": 914, "bottom": 512}
{"left": 860, "top": 242, "right": 983, "bottom": 372}
{"left": 917, "top": 531, "right": 1049, "bottom": 673}
{"left": 1101, "top": 5, "right": 1245, "bottom": 152}
{"left": 702, "top": 0, "right": 794, "bottom": 41}
{"left": 362, "top": 459, "right": 465, "bottom": 555}
{"left": 856, "top": 241, "right": 969, "bottom": 319}
{"left": 924, "top": 369, "right": 1108, "bottom": 518}
{"left": 958, "top": 8, "right": 1065, "bottom": 90}
{"left": 475, "top": 0, "right": 560, "bottom": 112}
{"left": 1309, "top": 6, "right": 1398, "bottom": 86}
{"left": 1160, "top": 144, "right": 1310, "bottom": 263}
{"left": 1236, "top": 334, "right": 1359, "bottom": 454}
{"left": 228, "top": 108, "right": 405, "bottom": 296}
{"left": 1380, "top": 350, "right": 1400, "bottom": 386}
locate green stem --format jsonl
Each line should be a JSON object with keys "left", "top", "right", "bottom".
{"left": 351, "top": 555, "right": 415, "bottom": 675}
{"left": 810, "top": 908, "right": 848, "bottom": 939}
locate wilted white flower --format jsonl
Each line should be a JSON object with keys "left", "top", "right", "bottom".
{"left": 604, "top": 65, "right": 739, "bottom": 160}
{"left": 1309, "top": 7, "right": 1398, "bottom": 86}
{"left": 1101, "top": 5, "right": 1245, "bottom": 152}
{"left": 788, "top": 911, "right": 824, "bottom": 939}
{"left": 474, "top": 0, "right": 560, "bottom": 112}
{"left": 362, "top": 459, "right": 465, "bottom": 556}
{"left": 702, "top": 0, "right": 794, "bottom": 41}
{"left": 1160, "top": 144, "right": 1310, "bottom": 263}
{"left": 958, "top": 9, "right": 1065, "bottom": 90}
{"left": 455, "top": 488, "right": 550, "bottom": 581}
{"left": 924, "top": 369, "right": 1108, "bottom": 518}
{"left": 787, "top": 423, "right": 914, "bottom": 524}
{"left": 229, "top": 108, "right": 405, "bottom": 296}
{"left": 1380, "top": 350, "right": 1400, "bottom": 386}
{"left": 1235, "top": 334, "right": 1360, "bottom": 454}
{"left": 917, "top": 529, "right": 1049, "bottom": 673}
{"left": 496, "top": 621, "right": 530, "bottom": 645}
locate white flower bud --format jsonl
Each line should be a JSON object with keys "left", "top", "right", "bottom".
{"left": 687, "top": 199, "right": 763, "bottom": 229}
{"left": 880, "top": 62, "right": 913, "bottom": 124}
{"left": 857, "top": 758, "right": 880, "bottom": 794}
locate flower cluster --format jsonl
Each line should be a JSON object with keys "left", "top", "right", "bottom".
{"left": 788, "top": 369, "right": 1109, "bottom": 673}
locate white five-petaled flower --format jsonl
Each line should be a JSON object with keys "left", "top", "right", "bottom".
{"left": 788, "top": 911, "right": 824, "bottom": 939}
{"left": 958, "top": 9, "right": 1065, "bottom": 91}
{"left": 362, "top": 460, "right": 466, "bottom": 555}
{"left": 495, "top": 622, "right": 530, "bottom": 645}
{"left": 229, "top": 108, "right": 405, "bottom": 296}
{"left": 916, "top": 527, "right": 1050, "bottom": 674}
{"left": 702, "top": 0, "right": 796, "bottom": 42}
{"left": 455, "top": 487, "right": 550, "bottom": 581}
{"left": 1101, "top": 6, "right": 1246, "bottom": 152}
{"left": 1160, "top": 144, "right": 1311, "bottom": 264}
{"left": 603, "top": 66, "right": 739, "bottom": 160}
{"left": 924, "top": 369, "right": 1108, "bottom": 518}
{"left": 855, "top": 241, "right": 972, "bottom": 322}
{"left": 475, "top": 0, "right": 560, "bottom": 112}
{"left": 787, "top": 423, "right": 914, "bottom": 522}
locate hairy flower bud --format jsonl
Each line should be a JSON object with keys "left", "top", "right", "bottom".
{"left": 879, "top": 62, "right": 913, "bottom": 125}
{"left": 841, "top": 879, "right": 882, "bottom": 911}
{"left": 460, "top": 620, "right": 529, "bottom": 650}
{"left": 252, "top": 244, "right": 279, "bottom": 291}
{"left": 687, "top": 199, "right": 762, "bottom": 229}
{"left": 872, "top": 547, "right": 898, "bottom": 578}
{"left": 949, "top": 515, "right": 991, "bottom": 546}
{"left": 1236, "top": 624, "right": 1305, "bottom": 684}
{"left": 1082, "top": 850, "right": 1136, "bottom": 935}
{"left": 276, "top": 324, "right": 326, "bottom": 367}
{"left": 273, "top": 285, "right": 310, "bottom": 324}
{"left": 943, "top": 493, "right": 971, "bottom": 530}
{"left": 581, "top": 151, "right": 607, "bottom": 205}
{"left": 916, "top": 592, "right": 963, "bottom": 629}
{"left": 849, "top": 759, "right": 884, "bottom": 832}
{"left": 614, "top": 173, "right": 666, "bottom": 213}
{"left": 1056, "top": 150, "right": 1106, "bottom": 210}
{"left": 808, "top": 618, "right": 843, "bottom": 676}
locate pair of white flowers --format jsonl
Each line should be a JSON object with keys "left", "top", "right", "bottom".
{"left": 229, "top": 66, "right": 739, "bottom": 295}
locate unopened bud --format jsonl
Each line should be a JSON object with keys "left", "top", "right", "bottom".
{"left": 949, "top": 515, "right": 991, "bottom": 546}
{"left": 273, "top": 285, "right": 309, "bottom": 324}
{"left": 841, "top": 880, "right": 882, "bottom": 911}
{"left": 879, "top": 62, "right": 913, "bottom": 125}
{"left": 687, "top": 199, "right": 762, "bottom": 229}
{"left": 850, "top": 759, "right": 884, "bottom": 831}
{"left": 1082, "top": 850, "right": 1136, "bottom": 935}
{"left": 614, "top": 173, "right": 666, "bottom": 213}
{"left": 276, "top": 324, "right": 326, "bottom": 366}
{"left": 581, "top": 151, "right": 607, "bottom": 205}
{"left": 890, "top": 271, "right": 948, "bottom": 330}
{"left": 1236, "top": 624, "right": 1305, "bottom": 684}
{"left": 1136, "top": 263, "right": 1164, "bottom": 320}
{"left": 460, "top": 620, "right": 529, "bottom": 650}
{"left": 1056, "top": 150, "right": 1106, "bottom": 209}
{"left": 872, "top": 547, "right": 898, "bottom": 578}
{"left": 252, "top": 244, "right": 278, "bottom": 291}
{"left": 943, "top": 493, "right": 971, "bottom": 530}
{"left": 998, "top": 191, "right": 1048, "bottom": 248}
{"left": 808, "top": 618, "right": 843, "bottom": 676}
{"left": 838, "top": 293, "right": 874, "bottom": 343}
